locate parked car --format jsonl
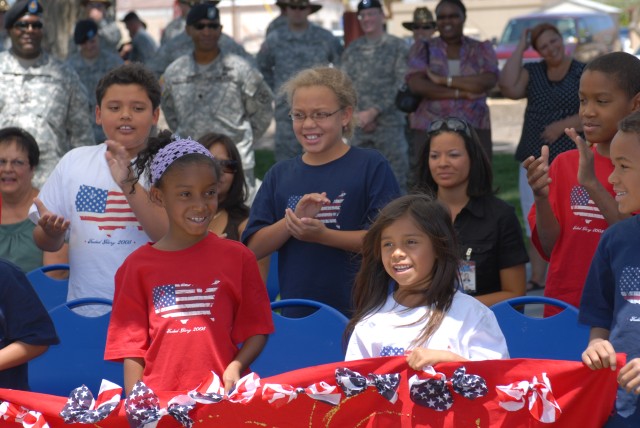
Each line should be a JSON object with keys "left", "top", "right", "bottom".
{"left": 495, "top": 11, "right": 620, "bottom": 71}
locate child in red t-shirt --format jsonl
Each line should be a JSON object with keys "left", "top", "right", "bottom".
{"left": 105, "top": 133, "right": 273, "bottom": 394}
{"left": 523, "top": 52, "right": 640, "bottom": 316}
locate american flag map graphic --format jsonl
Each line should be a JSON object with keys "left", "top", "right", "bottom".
{"left": 287, "top": 191, "right": 346, "bottom": 229}
{"left": 75, "top": 184, "right": 142, "bottom": 234}
{"left": 620, "top": 266, "right": 640, "bottom": 305}
{"left": 570, "top": 185, "right": 604, "bottom": 222}
{"left": 152, "top": 281, "right": 218, "bottom": 322}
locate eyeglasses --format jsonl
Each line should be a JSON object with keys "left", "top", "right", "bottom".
{"left": 414, "top": 24, "right": 436, "bottom": 30}
{"left": 289, "top": 108, "right": 343, "bottom": 122}
{"left": 0, "top": 158, "right": 29, "bottom": 169}
{"left": 288, "top": 6, "right": 309, "bottom": 10}
{"left": 427, "top": 118, "right": 472, "bottom": 138}
{"left": 217, "top": 159, "right": 238, "bottom": 174}
{"left": 193, "top": 22, "right": 221, "bottom": 31}
{"left": 13, "top": 21, "right": 44, "bottom": 31}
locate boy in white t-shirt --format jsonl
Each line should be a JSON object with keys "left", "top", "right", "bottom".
{"left": 29, "top": 63, "right": 168, "bottom": 315}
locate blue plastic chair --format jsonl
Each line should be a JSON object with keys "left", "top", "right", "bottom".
{"left": 251, "top": 299, "right": 349, "bottom": 377}
{"left": 490, "top": 296, "right": 590, "bottom": 361}
{"left": 26, "top": 264, "right": 70, "bottom": 310}
{"left": 28, "top": 298, "right": 123, "bottom": 396}
{"left": 265, "top": 252, "right": 279, "bottom": 302}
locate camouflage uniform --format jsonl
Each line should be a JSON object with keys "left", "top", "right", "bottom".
{"left": 66, "top": 48, "right": 123, "bottom": 143}
{"left": 149, "top": 31, "right": 253, "bottom": 78}
{"left": 342, "top": 33, "right": 410, "bottom": 190}
{"left": 129, "top": 28, "right": 158, "bottom": 64}
{"left": 257, "top": 25, "right": 342, "bottom": 161}
{"left": 265, "top": 14, "right": 287, "bottom": 35}
{"left": 161, "top": 16, "right": 185, "bottom": 45}
{"left": 0, "top": 51, "right": 95, "bottom": 187}
{"left": 161, "top": 51, "right": 273, "bottom": 187}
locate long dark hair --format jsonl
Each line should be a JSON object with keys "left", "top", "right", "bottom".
{"left": 414, "top": 118, "right": 493, "bottom": 198}
{"left": 198, "top": 132, "right": 249, "bottom": 241}
{"left": 345, "top": 194, "right": 460, "bottom": 348}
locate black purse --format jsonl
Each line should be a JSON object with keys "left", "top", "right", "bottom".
{"left": 395, "top": 84, "right": 421, "bottom": 113}
{"left": 395, "top": 41, "right": 430, "bottom": 114}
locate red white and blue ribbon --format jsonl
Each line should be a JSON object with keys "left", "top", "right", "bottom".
{"left": 59, "top": 379, "right": 122, "bottom": 423}
{"left": 496, "top": 373, "right": 562, "bottom": 423}
{"left": 408, "top": 366, "right": 488, "bottom": 411}
{"left": 188, "top": 371, "right": 224, "bottom": 404}
{"left": 124, "top": 381, "right": 195, "bottom": 428}
{"left": 335, "top": 368, "right": 401, "bottom": 404}
{"left": 0, "top": 401, "right": 49, "bottom": 428}
{"left": 262, "top": 382, "right": 341, "bottom": 407}
{"left": 226, "top": 373, "right": 261, "bottom": 403}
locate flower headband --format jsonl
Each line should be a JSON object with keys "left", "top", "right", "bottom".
{"left": 150, "top": 137, "right": 214, "bottom": 185}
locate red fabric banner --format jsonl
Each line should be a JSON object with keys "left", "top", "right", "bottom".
{"left": 0, "top": 355, "right": 622, "bottom": 427}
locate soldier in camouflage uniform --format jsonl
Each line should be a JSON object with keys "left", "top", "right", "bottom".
{"left": 256, "top": 0, "right": 342, "bottom": 162}
{"left": 160, "top": 0, "right": 195, "bottom": 45}
{"left": 342, "top": 0, "right": 409, "bottom": 190}
{"left": 0, "top": 0, "right": 95, "bottom": 188}
{"left": 68, "top": 0, "right": 122, "bottom": 56}
{"left": 67, "top": 19, "right": 123, "bottom": 143}
{"left": 149, "top": 1, "right": 253, "bottom": 79}
{"left": 161, "top": 3, "right": 273, "bottom": 201}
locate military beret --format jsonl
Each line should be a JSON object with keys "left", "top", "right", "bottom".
{"left": 357, "top": 0, "right": 382, "bottom": 12}
{"left": 186, "top": 3, "right": 219, "bottom": 26}
{"left": 74, "top": 19, "right": 98, "bottom": 45}
{"left": 4, "top": 0, "right": 43, "bottom": 30}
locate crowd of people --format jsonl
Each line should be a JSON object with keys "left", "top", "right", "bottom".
{"left": 1, "top": 0, "right": 640, "bottom": 425}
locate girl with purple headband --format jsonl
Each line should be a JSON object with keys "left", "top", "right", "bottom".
{"left": 105, "top": 131, "right": 274, "bottom": 395}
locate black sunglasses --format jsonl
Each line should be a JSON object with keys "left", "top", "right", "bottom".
{"left": 217, "top": 159, "right": 238, "bottom": 174}
{"left": 428, "top": 117, "right": 472, "bottom": 138}
{"left": 414, "top": 24, "right": 436, "bottom": 30}
{"left": 288, "top": 5, "right": 309, "bottom": 10}
{"left": 193, "top": 22, "right": 221, "bottom": 30}
{"left": 13, "top": 21, "right": 44, "bottom": 30}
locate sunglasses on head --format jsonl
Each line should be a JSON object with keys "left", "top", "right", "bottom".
{"left": 13, "top": 21, "right": 44, "bottom": 30}
{"left": 217, "top": 159, "right": 238, "bottom": 174}
{"left": 193, "top": 22, "right": 220, "bottom": 30}
{"left": 428, "top": 117, "right": 472, "bottom": 138}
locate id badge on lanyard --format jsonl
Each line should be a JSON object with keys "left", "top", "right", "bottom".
{"left": 459, "top": 247, "right": 476, "bottom": 294}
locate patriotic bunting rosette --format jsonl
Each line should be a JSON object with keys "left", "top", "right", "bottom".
{"left": 496, "top": 372, "right": 562, "bottom": 423}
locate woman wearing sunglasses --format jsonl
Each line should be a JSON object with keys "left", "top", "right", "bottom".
{"left": 415, "top": 117, "right": 528, "bottom": 306}
{"left": 405, "top": 0, "right": 498, "bottom": 186}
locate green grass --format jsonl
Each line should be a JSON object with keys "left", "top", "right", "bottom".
{"left": 493, "top": 153, "right": 524, "bottom": 229}
{"left": 254, "top": 149, "right": 524, "bottom": 230}
{"left": 255, "top": 148, "right": 275, "bottom": 181}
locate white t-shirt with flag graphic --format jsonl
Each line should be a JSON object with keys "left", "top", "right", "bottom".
{"left": 29, "top": 144, "right": 151, "bottom": 315}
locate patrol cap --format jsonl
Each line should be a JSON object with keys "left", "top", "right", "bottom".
{"left": 186, "top": 2, "right": 220, "bottom": 26}
{"left": 4, "top": 0, "right": 43, "bottom": 30}
{"left": 357, "top": 0, "right": 382, "bottom": 12}
{"left": 73, "top": 19, "right": 98, "bottom": 44}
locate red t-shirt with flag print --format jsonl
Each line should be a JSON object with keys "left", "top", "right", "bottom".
{"left": 105, "top": 233, "right": 274, "bottom": 392}
{"left": 529, "top": 146, "right": 614, "bottom": 315}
